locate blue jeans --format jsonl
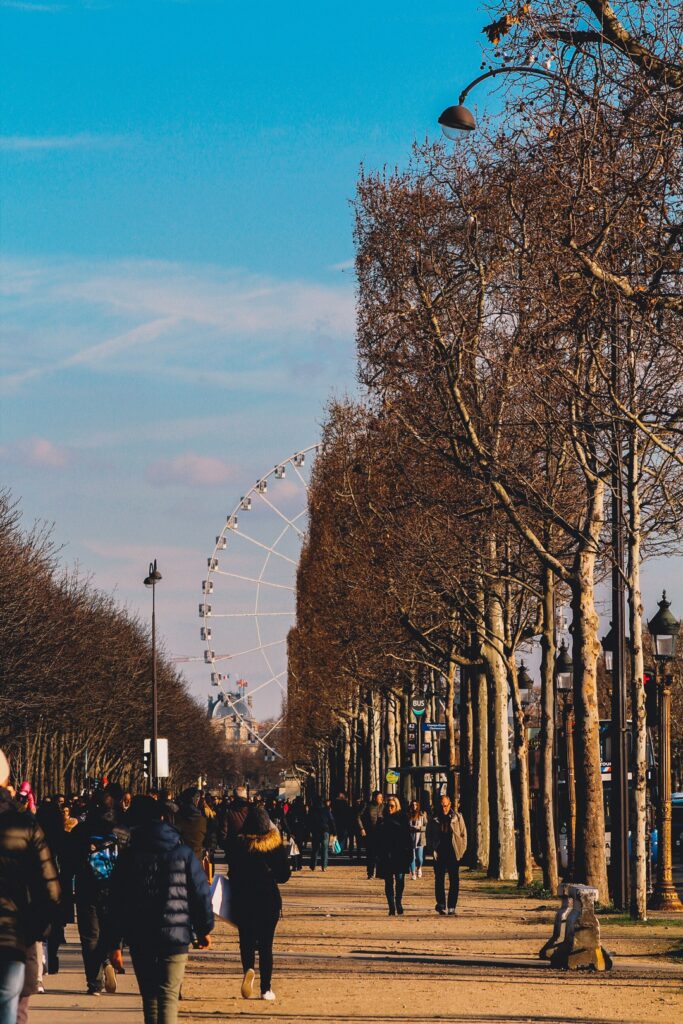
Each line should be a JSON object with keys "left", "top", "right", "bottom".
{"left": 310, "top": 831, "right": 329, "bottom": 870}
{"left": 410, "top": 846, "right": 425, "bottom": 874}
{"left": 0, "top": 960, "right": 25, "bottom": 1024}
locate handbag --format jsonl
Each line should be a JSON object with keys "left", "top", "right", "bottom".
{"left": 209, "top": 873, "right": 236, "bottom": 926}
{"left": 331, "top": 837, "right": 342, "bottom": 856}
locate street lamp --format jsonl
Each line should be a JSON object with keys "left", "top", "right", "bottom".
{"left": 555, "top": 641, "right": 576, "bottom": 876}
{"left": 144, "top": 559, "right": 162, "bottom": 788}
{"left": 647, "top": 592, "right": 683, "bottom": 912}
{"left": 601, "top": 623, "right": 615, "bottom": 674}
{"left": 438, "top": 65, "right": 568, "bottom": 137}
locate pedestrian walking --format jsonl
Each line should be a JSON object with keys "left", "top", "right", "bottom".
{"left": 35, "top": 799, "right": 68, "bottom": 976}
{"left": 375, "top": 796, "right": 412, "bottom": 915}
{"left": 0, "top": 749, "right": 61, "bottom": 1024}
{"left": 226, "top": 805, "right": 291, "bottom": 1003}
{"left": 426, "top": 794, "right": 467, "bottom": 915}
{"left": 348, "top": 799, "right": 365, "bottom": 862}
{"left": 175, "top": 788, "right": 207, "bottom": 861}
{"left": 407, "top": 800, "right": 428, "bottom": 879}
{"left": 358, "top": 791, "right": 384, "bottom": 878}
{"left": 332, "top": 793, "right": 352, "bottom": 852}
{"left": 106, "top": 795, "right": 213, "bottom": 1024}
{"left": 66, "top": 790, "right": 129, "bottom": 995}
{"left": 285, "top": 796, "right": 308, "bottom": 862}
{"left": 217, "top": 786, "right": 250, "bottom": 852}
{"left": 307, "top": 799, "right": 336, "bottom": 871}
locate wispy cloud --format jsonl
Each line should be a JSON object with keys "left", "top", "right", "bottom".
{"left": 146, "top": 453, "right": 237, "bottom": 489}
{"left": 0, "top": 436, "right": 72, "bottom": 469}
{"left": 0, "top": 133, "right": 123, "bottom": 151}
{"left": 0, "top": 256, "right": 356, "bottom": 394}
{"left": 0, "top": 2, "right": 65, "bottom": 11}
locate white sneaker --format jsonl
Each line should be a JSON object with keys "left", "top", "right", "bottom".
{"left": 417, "top": 868, "right": 422, "bottom": 878}
{"left": 37, "top": 983, "right": 45, "bottom": 994}
{"left": 448, "top": 908, "right": 457, "bottom": 916}
{"left": 241, "top": 968, "right": 255, "bottom": 999}
{"left": 261, "top": 990, "right": 276, "bottom": 1001}
{"left": 104, "top": 964, "right": 117, "bottom": 993}
{"left": 410, "top": 872, "right": 416, "bottom": 880}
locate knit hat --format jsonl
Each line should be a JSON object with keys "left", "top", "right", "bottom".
{"left": 242, "top": 806, "right": 272, "bottom": 836}
{"left": 0, "top": 750, "right": 9, "bottom": 788}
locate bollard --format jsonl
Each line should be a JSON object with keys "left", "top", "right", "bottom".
{"left": 539, "top": 883, "right": 613, "bottom": 971}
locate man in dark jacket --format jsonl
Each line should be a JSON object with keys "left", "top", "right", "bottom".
{"left": 358, "top": 791, "right": 384, "bottom": 878}
{"left": 107, "top": 795, "right": 213, "bottom": 1024}
{"left": 217, "top": 787, "right": 250, "bottom": 851}
{"left": 66, "top": 789, "right": 129, "bottom": 994}
{"left": 175, "top": 788, "right": 207, "bottom": 860}
{"left": 0, "top": 750, "right": 61, "bottom": 1023}
{"left": 307, "top": 800, "right": 336, "bottom": 872}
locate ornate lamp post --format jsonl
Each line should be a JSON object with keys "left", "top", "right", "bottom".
{"left": 556, "top": 641, "right": 576, "bottom": 876}
{"left": 144, "top": 559, "right": 162, "bottom": 787}
{"left": 601, "top": 620, "right": 630, "bottom": 910}
{"left": 647, "top": 592, "right": 683, "bottom": 912}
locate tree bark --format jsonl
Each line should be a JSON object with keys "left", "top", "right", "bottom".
{"left": 570, "top": 546, "right": 609, "bottom": 902}
{"left": 484, "top": 567, "right": 518, "bottom": 880}
{"left": 539, "top": 567, "right": 559, "bottom": 893}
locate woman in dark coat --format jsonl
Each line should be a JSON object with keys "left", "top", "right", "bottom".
{"left": 226, "top": 806, "right": 290, "bottom": 1002}
{"left": 375, "top": 796, "right": 412, "bottom": 915}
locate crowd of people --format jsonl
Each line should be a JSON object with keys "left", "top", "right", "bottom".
{"left": 0, "top": 749, "right": 467, "bottom": 1023}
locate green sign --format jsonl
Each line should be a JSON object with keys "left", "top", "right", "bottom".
{"left": 411, "top": 698, "right": 426, "bottom": 717}
{"left": 386, "top": 769, "right": 400, "bottom": 784}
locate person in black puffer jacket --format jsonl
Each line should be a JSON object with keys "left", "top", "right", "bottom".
{"left": 226, "top": 805, "right": 290, "bottom": 1003}
{"left": 106, "top": 796, "right": 213, "bottom": 1024}
{"left": 0, "top": 751, "right": 61, "bottom": 1023}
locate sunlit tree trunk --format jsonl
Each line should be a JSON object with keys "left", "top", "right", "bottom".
{"left": 539, "top": 568, "right": 559, "bottom": 893}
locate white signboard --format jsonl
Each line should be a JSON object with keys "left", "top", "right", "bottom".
{"left": 144, "top": 738, "right": 170, "bottom": 779}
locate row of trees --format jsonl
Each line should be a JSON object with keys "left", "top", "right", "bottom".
{"left": 286, "top": 0, "right": 683, "bottom": 915}
{"left": 0, "top": 493, "right": 229, "bottom": 796}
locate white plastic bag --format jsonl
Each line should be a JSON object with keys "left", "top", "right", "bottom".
{"left": 210, "top": 873, "right": 236, "bottom": 926}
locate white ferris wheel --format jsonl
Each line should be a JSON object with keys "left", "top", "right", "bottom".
{"left": 199, "top": 444, "right": 318, "bottom": 757}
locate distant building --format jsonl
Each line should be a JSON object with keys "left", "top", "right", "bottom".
{"left": 208, "top": 688, "right": 259, "bottom": 750}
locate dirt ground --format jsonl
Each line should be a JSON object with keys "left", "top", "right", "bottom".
{"left": 176, "top": 863, "right": 683, "bottom": 1024}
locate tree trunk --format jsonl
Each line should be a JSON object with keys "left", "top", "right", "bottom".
{"left": 460, "top": 665, "right": 474, "bottom": 831}
{"left": 570, "top": 548, "right": 609, "bottom": 903}
{"left": 485, "top": 571, "right": 518, "bottom": 880}
{"left": 539, "top": 567, "right": 559, "bottom": 893}
{"left": 508, "top": 659, "right": 534, "bottom": 886}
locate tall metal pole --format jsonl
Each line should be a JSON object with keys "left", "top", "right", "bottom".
{"left": 611, "top": 332, "right": 629, "bottom": 910}
{"left": 151, "top": 576, "right": 158, "bottom": 788}
{"left": 564, "top": 695, "right": 577, "bottom": 878}
{"left": 651, "top": 671, "right": 683, "bottom": 911}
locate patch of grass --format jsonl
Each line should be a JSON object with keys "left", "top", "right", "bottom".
{"left": 598, "top": 910, "right": 683, "bottom": 927}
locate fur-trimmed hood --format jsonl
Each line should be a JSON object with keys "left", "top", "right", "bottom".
{"left": 241, "top": 829, "right": 283, "bottom": 854}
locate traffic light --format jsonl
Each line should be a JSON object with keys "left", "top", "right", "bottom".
{"left": 143, "top": 750, "right": 152, "bottom": 779}
{"left": 644, "top": 671, "right": 658, "bottom": 727}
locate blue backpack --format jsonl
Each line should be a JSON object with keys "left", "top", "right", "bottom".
{"left": 87, "top": 833, "right": 119, "bottom": 886}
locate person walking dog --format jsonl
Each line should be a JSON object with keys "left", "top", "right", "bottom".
{"left": 226, "top": 805, "right": 291, "bottom": 1003}
{"left": 427, "top": 794, "right": 467, "bottom": 915}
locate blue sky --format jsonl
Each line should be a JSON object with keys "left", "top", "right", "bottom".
{"left": 1, "top": 1, "right": 680, "bottom": 709}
